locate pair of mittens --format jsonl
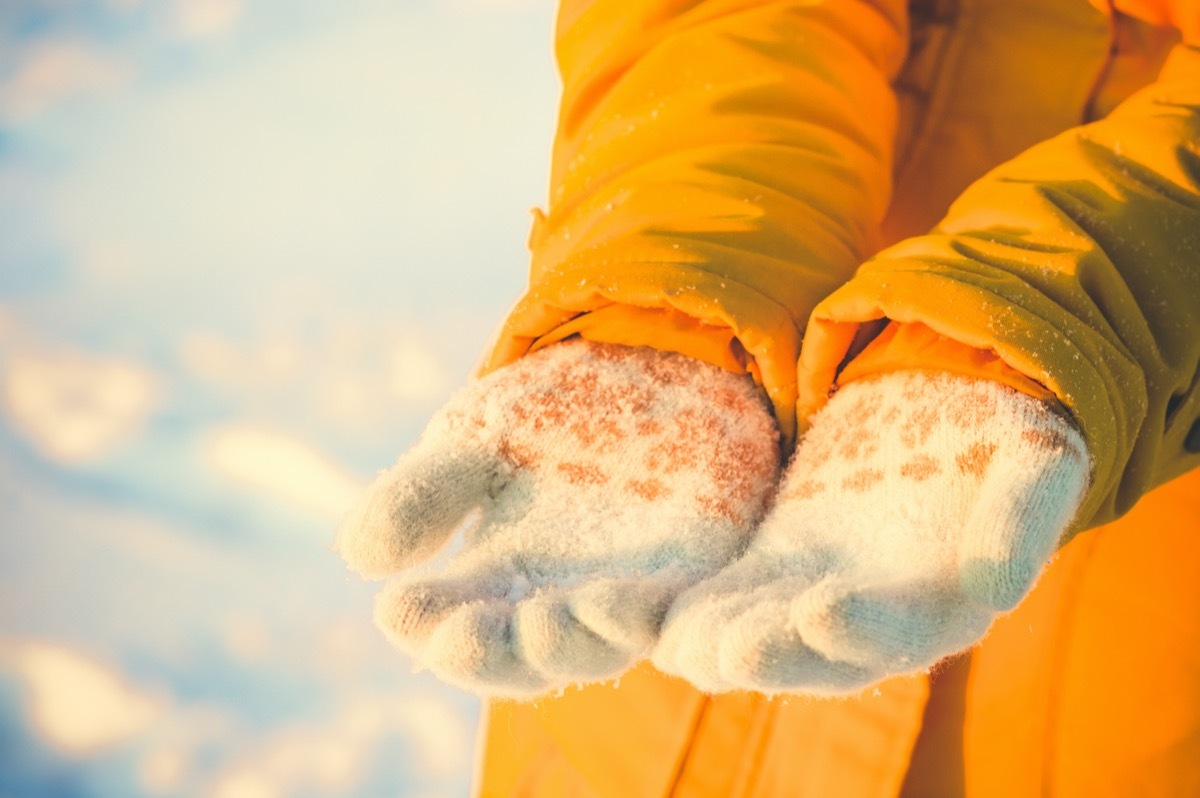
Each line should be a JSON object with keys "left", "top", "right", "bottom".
{"left": 336, "top": 343, "right": 1088, "bottom": 697}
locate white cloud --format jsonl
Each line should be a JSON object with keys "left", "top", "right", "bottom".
{"left": 311, "top": 618, "right": 384, "bottom": 682}
{"left": 178, "top": 331, "right": 300, "bottom": 385}
{"left": 394, "top": 694, "right": 474, "bottom": 778}
{"left": 222, "top": 614, "right": 271, "bottom": 665}
{"left": 176, "top": 0, "right": 243, "bottom": 37}
{"left": 210, "top": 711, "right": 365, "bottom": 797}
{"left": 209, "top": 692, "right": 473, "bottom": 797}
{"left": 205, "top": 425, "right": 364, "bottom": 518}
{"left": 178, "top": 331, "right": 242, "bottom": 383}
{"left": 138, "top": 747, "right": 189, "bottom": 794}
{"left": 0, "top": 639, "right": 167, "bottom": 755}
{"left": 212, "top": 770, "right": 280, "bottom": 798}
{"left": 390, "top": 337, "right": 449, "bottom": 403}
{"left": 135, "top": 705, "right": 237, "bottom": 795}
{"left": 79, "top": 239, "right": 151, "bottom": 283}
{"left": 1, "top": 348, "right": 158, "bottom": 464}
{"left": 0, "top": 42, "right": 129, "bottom": 124}
{"left": 178, "top": 327, "right": 452, "bottom": 436}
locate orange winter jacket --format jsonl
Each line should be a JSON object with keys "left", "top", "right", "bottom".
{"left": 475, "top": 0, "right": 1200, "bottom": 794}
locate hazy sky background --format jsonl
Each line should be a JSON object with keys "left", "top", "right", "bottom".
{"left": 0, "top": 0, "right": 559, "bottom": 795}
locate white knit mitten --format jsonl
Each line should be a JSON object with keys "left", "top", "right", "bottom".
{"left": 336, "top": 340, "right": 780, "bottom": 697}
{"left": 654, "top": 370, "right": 1089, "bottom": 694}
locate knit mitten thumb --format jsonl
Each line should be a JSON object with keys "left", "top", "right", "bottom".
{"left": 336, "top": 339, "right": 780, "bottom": 697}
{"left": 654, "top": 370, "right": 1089, "bottom": 694}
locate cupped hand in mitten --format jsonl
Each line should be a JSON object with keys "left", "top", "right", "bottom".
{"left": 335, "top": 339, "right": 780, "bottom": 697}
{"left": 654, "top": 370, "right": 1089, "bottom": 694}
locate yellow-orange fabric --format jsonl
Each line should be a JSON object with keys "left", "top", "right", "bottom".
{"left": 477, "top": 469, "right": 1200, "bottom": 797}
{"left": 474, "top": 0, "right": 1200, "bottom": 794}
{"left": 834, "top": 321, "right": 1057, "bottom": 403}
{"left": 482, "top": 0, "right": 909, "bottom": 446}
{"left": 800, "top": 38, "right": 1200, "bottom": 535}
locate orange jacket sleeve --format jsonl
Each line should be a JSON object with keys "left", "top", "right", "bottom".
{"left": 800, "top": 40, "right": 1200, "bottom": 534}
{"left": 482, "top": 0, "right": 908, "bottom": 445}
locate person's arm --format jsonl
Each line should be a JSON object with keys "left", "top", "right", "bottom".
{"left": 338, "top": 0, "right": 910, "bottom": 699}
{"left": 799, "top": 37, "right": 1200, "bottom": 535}
{"left": 483, "top": 0, "right": 909, "bottom": 446}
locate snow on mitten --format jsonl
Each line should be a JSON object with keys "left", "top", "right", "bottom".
{"left": 335, "top": 339, "right": 780, "bottom": 697}
{"left": 654, "top": 370, "right": 1089, "bottom": 694}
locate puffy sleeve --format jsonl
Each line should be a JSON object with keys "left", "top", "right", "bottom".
{"left": 482, "top": 0, "right": 908, "bottom": 445}
{"left": 798, "top": 39, "right": 1200, "bottom": 534}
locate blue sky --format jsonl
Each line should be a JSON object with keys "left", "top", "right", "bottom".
{"left": 0, "top": 0, "right": 558, "bottom": 795}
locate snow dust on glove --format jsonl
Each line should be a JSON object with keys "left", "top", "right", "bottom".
{"left": 335, "top": 339, "right": 780, "bottom": 698}
{"left": 654, "top": 370, "right": 1089, "bottom": 695}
